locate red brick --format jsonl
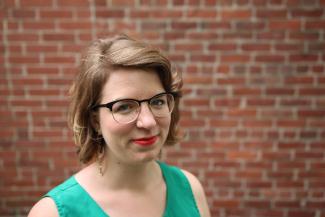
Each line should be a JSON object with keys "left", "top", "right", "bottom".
{"left": 171, "top": 21, "right": 197, "bottom": 30}
{"left": 243, "top": 120, "right": 272, "bottom": 128}
{"left": 236, "top": 170, "right": 262, "bottom": 179}
{"left": 23, "top": 21, "right": 55, "bottom": 30}
{"left": 255, "top": 210, "right": 285, "bottom": 217}
{"left": 153, "top": 10, "right": 184, "bottom": 19}
{"left": 130, "top": 10, "right": 151, "bottom": 18}
{"left": 257, "top": 31, "right": 285, "bottom": 40}
{"left": 190, "top": 54, "right": 215, "bottom": 62}
{"left": 299, "top": 88, "right": 325, "bottom": 95}
{"left": 234, "top": 88, "right": 261, "bottom": 96}
{"left": 186, "top": 32, "right": 218, "bottom": 40}
{"left": 241, "top": 43, "right": 270, "bottom": 51}
{"left": 174, "top": 43, "right": 203, "bottom": 51}
{"left": 26, "top": 45, "right": 58, "bottom": 53}
{"left": 213, "top": 200, "right": 240, "bottom": 208}
{"left": 44, "top": 56, "right": 76, "bottom": 64}
{"left": 59, "top": 22, "right": 92, "bottom": 30}
{"left": 277, "top": 120, "right": 306, "bottom": 128}
{"left": 288, "top": 211, "right": 315, "bottom": 217}
{"left": 247, "top": 181, "right": 272, "bottom": 188}
{"left": 39, "top": 10, "right": 73, "bottom": 19}
{"left": 210, "top": 120, "right": 238, "bottom": 128}
{"left": 236, "top": 21, "right": 265, "bottom": 31}
{"left": 221, "top": 55, "right": 250, "bottom": 63}
{"left": 111, "top": 0, "right": 135, "bottom": 6}
{"left": 291, "top": 9, "right": 323, "bottom": 18}
{"left": 274, "top": 43, "right": 303, "bottom": 51}
{"left": 180, "top": 119, "right": 205, "bottom": 127}
{"left": 3, "top": 2, "right": 325, "bottom": 216}
{"left": 57, "top": 0, "right": 89, "bottom": 6}
{"left": 183, "top": 99, "right": 210, "bottom": 107}
{"left": 298, "top": 110, "right": 325, "bottom": 118}
{"left": 208, "top": 43, "right": 237, "bottom": 51}
{"left": 255, "top": 55, "right": 285, "bottom": 62}
{"left": 270, "top": 20, "right": 301, "bottom": 30}
{"left": 43, "top": 33, "right": 75, "bottom": 41}
{"left": 11, "top": 9, "right": 36, "bottom": 18}
{"left": 9, "top": 56, "right": 40, "bottom": 64}
{"left": 306, "top": 202, "right": 325, "bottom": 209}
{"left": 289, "top": 54, "right": 318, "bottom": 62}
{"left": 247, "top": 98, "right": 275, "bottom": 106}
{"left": 96, "top": 9, "right": 125, "bottom": 18}
{"left": 186, "top": 9, "right": 217, "bottom": 19}
{"left": 266, "top": 88, "right": 295, "bottom": 95}
{"left": 217, "top": 77, "right": 245, "bottom": 85}
{"left": 289, "top": 32, "right": 320, "bottom": 40}
{"left": 275, "top": 200, "right": 301, "bottom": 208}
{"left": 299, "top": 149, "right": 324, "bottom": 158}
{"left": 244, "top": 200, "right": 271, "bottom": 209}
{"left": 226, "top": 109, "right": 256, "bottom": 117}
{"left": 215, "top": 98, "right": 237, "bottom": 106}
{"left": 221, "top": 9, "right": 252, "bottom": 19}
{"left": 285, "top": 76, "right": 314, "bottom": 84}
{"left": 8, "top": 34, "right": 39, "bottom": 41}
{"left": 305, "top": 21, "right": 325, "bottom": 29}
{"left": 256, "top": 9, "right": 287, "bottom": 18}
{"left": 20, "top": 0, "right": 53, "bottom": 7}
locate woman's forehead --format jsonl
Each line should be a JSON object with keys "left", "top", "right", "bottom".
{"left": 100, "top": 68, "right": 165, "bottom": 102}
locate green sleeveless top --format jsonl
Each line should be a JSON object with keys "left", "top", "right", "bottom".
{"left": 44, "top": 161, "right": 200, "bottom": 217}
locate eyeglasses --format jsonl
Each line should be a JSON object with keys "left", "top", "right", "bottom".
{"left": 92, "top": 92, "right": 177, "bottom": 124}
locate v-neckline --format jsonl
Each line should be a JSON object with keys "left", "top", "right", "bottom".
{"left": 72, "top": 161, "right": 171, "bottom": 217}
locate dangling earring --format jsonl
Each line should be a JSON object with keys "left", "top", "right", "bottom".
{"left": 96, "top": 128, "right": 105, "bottom": 176}
{"left": 158, "top": 149, "right": 162, "bottom": 159}
{"left": 97, "top": 144, "right": 105, "bottom": 176}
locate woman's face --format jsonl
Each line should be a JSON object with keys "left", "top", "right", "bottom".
{"left": 98, "top": 68, "right": 171, "bottom": 165}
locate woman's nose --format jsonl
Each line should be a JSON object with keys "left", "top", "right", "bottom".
{"left": 136, "top": 103, "right": 157, "bottom": 129}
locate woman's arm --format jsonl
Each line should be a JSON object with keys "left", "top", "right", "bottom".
{"left": 182, "top": 169, "right": 211, "bottom": 217}
{"left": 27, "top": 197, "right": 59, "bottom": 217}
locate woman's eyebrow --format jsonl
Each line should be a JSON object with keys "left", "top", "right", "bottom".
{"left": 104, "top": 92, "right": 166, "bottom": 102}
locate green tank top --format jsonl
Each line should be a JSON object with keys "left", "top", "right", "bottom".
{"left": 44, "top": 161, "right": 201, "bottom": 217}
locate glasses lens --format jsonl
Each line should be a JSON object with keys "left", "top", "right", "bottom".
{"left": 149, "top": 93, "right": 174, "bottom": 117}
{"left": 111, "top": 100, "right": 139, "bottom": 123}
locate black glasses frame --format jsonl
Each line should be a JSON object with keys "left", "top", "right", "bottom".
{"left": 92, "top": 92, "right": 179, "bottom": 111}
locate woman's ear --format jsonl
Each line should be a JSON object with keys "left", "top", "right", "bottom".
{"left": 91, "top": 111, "right": 101, "bottom": 135}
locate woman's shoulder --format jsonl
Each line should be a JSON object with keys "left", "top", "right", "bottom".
{"left": 27, "top": 197, "right": 59, "bottom": 217}
{"left": 158, "top": 161, "right": 211, "bottom": 216}
{"left": 181, "top": 169, "right": 211, "bottom": 217}
{"left": 27, "top": 176, "right": 77, "bottom": 217}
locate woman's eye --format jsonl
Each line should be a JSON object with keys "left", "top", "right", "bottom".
{"left": 113, "top": 101, "right": 137, "bottom": 113}
{"left": 151, "top": 98, "right": 166, "bottom": 107}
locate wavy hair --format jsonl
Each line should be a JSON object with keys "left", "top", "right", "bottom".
{"left": 68, "top": 34, "right": 182, "bottom": 164}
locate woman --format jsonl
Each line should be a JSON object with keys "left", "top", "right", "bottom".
{"left": 28, "top": 34, "right": 211, "bottom": 217}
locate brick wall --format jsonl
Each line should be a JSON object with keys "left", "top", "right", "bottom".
{"left": 1, "top": 0, "right": 325, "bottom": 216}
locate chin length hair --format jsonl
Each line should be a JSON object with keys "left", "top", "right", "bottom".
{"left": 68, "top": 34, "right": 183, "bottom": 164}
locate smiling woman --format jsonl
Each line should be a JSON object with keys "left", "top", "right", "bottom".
{"left": 27, "top": 34, "right": 211, "bottom": 217}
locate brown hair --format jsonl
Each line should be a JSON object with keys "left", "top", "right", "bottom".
{"left": 68, "top": 34, "right": 182, "bottom": 164}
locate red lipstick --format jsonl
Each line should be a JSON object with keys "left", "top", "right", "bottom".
{"left": 133, "top": 136, "right": 157, "bottom": 147}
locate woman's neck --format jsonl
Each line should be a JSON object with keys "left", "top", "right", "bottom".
{"left": 96, "top": 159, "right": 161, "bottom": 191}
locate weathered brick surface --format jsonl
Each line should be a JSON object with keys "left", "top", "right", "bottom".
{"left": 1, "top": 0, "right": 324, "bottom": 216}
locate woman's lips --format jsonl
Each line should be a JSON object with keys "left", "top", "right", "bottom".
{"left": 132, "top": 136, "right": 158, "bottom": 147}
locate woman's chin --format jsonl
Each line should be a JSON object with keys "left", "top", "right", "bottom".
{"left": 132, "top": 149, "right": 161, "bottom": 164}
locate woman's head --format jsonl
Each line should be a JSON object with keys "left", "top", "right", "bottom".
{"left": 68, "top": 34, "right": 182, "bottom": 164}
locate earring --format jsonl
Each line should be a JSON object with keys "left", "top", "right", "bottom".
{"left": 99, "top": 161, "right": 104, "bottom": 176}
{"left": 97, "top": 143, "right": 105, "bottom": 176}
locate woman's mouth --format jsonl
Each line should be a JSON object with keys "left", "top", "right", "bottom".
{"left": 132, "top": 136, "right": 158, "bottom": 147}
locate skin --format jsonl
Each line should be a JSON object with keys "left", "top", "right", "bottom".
{"left": 97, "top": 69, "right": 170, "bottom": 167}
{"left": 28, "top": 69, "right": 211, "bottom": 217}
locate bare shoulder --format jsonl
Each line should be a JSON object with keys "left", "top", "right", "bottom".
{"left": 182, "top": 169, "right": 211, "bottom": 217}
{"left": 28, "top": 197, "right": 59, "bottom": 217}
